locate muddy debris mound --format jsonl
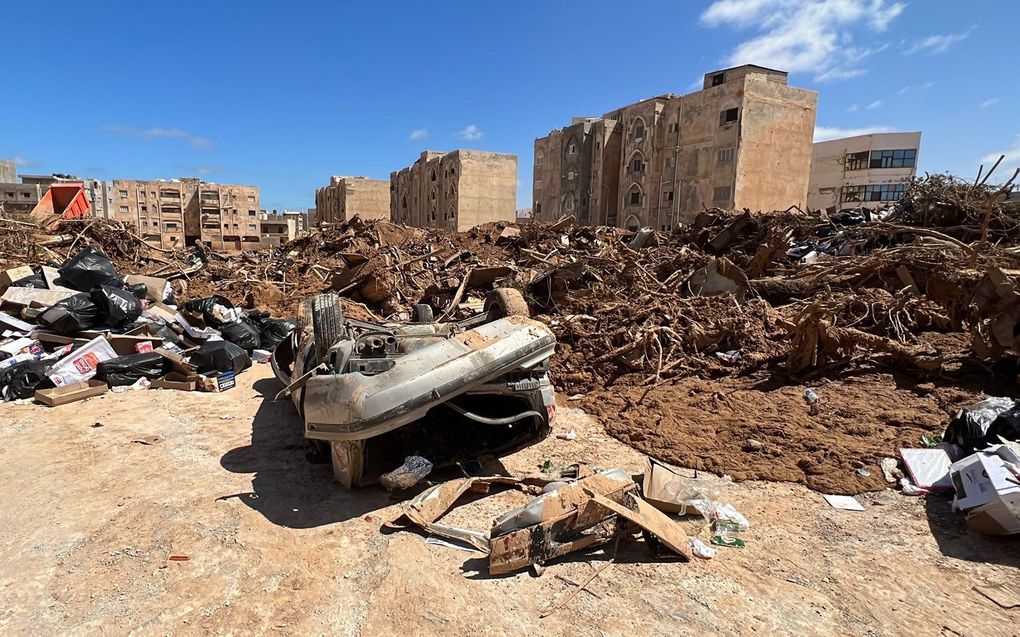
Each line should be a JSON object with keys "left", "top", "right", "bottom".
{"left": 3, "top": 167, "right": 1020, "bottom": 494}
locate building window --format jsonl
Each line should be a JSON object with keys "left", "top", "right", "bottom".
{"left": 248, "top": 209, "right": 256, "bottom": 216}
{"left": 713, "top": 186, "right": 732, "bottom": 201}
{"left": 720, "top": 108, "right": 739, "bottom": 126}
{"left": 567, "top": 170, "right": 576, "bottom": 181}
{"left": 565, "top": 197, "right": 575, "bottom": 212}
{"left": 224, "top": 223, "right": 229, "bottom": 229}
{"left": 567, "top": 142, "right": 577, "bottom": 155}
{"left": 870, "top": 149, "right": 917, "bottom": 169}
{"left": 119, "top": 190, "right": 128, "bottom": 198}
{"left": 535, "top": 202, "right": 542, "bottom": 214}
{"left": 535, "top": 179, "right": 543, "bottom": 190}
{"left": 430, "top": 169, "right": 437, "bottom": 182}
{"left": 717, "top": 147, "right": 735, "bottom": 163}
{"left": 535, "top": 149, "right": 544, "bottom": 165}
{"left": 662, "top": 190, "right": 674, "bottom": 203}
{"left": 841, "top": 183, "right": 908, "bottom": 202}
{"left": 668, "top": 122, "right": 679, "bottom": 133}
{"left": 845, "top": 151, "right": 870, "bottom": 171}
{"left": 21, "top": 192, "right": 31, "bottom": 198}
{"left": 627, "top": 186, "right": 642, "bottom": 206}
{"left": 118, "top": 205, "right": 129, "bottom": 212}
{"left": 247, "top": 195, "right": 255, "bottom": 203}
{"left": 248, "top": 224, "right": 257, "bottom": 230}
{"left": 711, "top": 73, "right": 726, "bottom": 86}
{"left": 633, "top": 119, "right": 646, "bottom": 141}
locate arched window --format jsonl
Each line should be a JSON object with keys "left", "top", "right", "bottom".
{"left": 626, "top": 184, "right": 643, "bottom": 207}
{"left": 430, "top": 169, "right": 437, "bottom": 182}
{"left": 563, "top": 193, "right": 576, "bottom": 212}
{"left": 624, "top": 214, "right": 641, "bottom": 231}
{"left": 627, "top": 150, "right": 646, "bottom": 174}
{"left": 401, "top": 195, "right": 408, "bottom": 209}
{"left": 566, "top": 139, "right": 578, "bottom": 155}
{"left": 631, "top": 117, "right": 646, "bottom": 141}
{"left": 535, "top": 149, "right": 544, "bottom": 166}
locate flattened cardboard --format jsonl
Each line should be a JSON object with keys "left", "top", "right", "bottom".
{"left": 642, "top": 457, "right": 696, "bottom": 513}
{"left": 125, "top": 274, "right": 169, "bottom": 301}
{"left": 1, "top": 287, "right": 77, "bottom": 308}
{"left": 155, "top": 346, "right": 197, "bottom": 374}
{"left": 34, "top": 380, "right": 108, "bottom": 406}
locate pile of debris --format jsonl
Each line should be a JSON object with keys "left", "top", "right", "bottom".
{"left": 0, "top": 244, "right": 295, "bottom": 405}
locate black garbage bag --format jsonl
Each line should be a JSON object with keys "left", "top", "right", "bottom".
{"left": 943, "top": 397, "right": 1016, "bottom": 451}
{"left": 183, "top": 295, "right": 234, "bottom": 327}
{"left": 124, "top": 283, "right": 149, "bottom": 299}
{"left": 38, "top": 293, "right": 100, "bottom": 334}
{"left": 219, "top": 319, "right": 261, "bottom": 351}
{"left": 57, "top": 246, "right": 121, "bottom": 292}
{"left": 986, "top": 405, "right": 1020, "bottom": 446}
{"left": 0, "top": 360, "right": 53, "bottom": 400}
{"left": 91, "top": 285, "right": 142, "bottom": 327}
{"left": 258, "top": 318, "right": 297, "bottom": 350}
{"left": 138, "top": 322, "right": 183, "bottom": 345}
{"left": 12, "top": 266, "right": 47, "bottom": 289}
{"left": 190, "top": 340, "right": 251, "bottom": 374}
{"left": 95, "top": 352, "right": 172, "bottom": 387}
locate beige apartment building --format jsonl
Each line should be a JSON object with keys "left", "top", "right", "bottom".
{"left": 390, "top": 150, "right": 516, "bottom": 231}
{"left": 315, "top": 176, "right": 390, "bottom": 224}
{"left": 533, "top": 65, "right": 817, "bottom": 229}
{"left": 807, "top": 131, "right": 922, "bottom": 211}
{"left": 109, "top": 178, "right": 261, "bottom": 250}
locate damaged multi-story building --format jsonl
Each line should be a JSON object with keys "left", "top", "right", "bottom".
{"left": 314, "top": 176, "right": 390, "bottom": 224}
{"left": 532, "top": 65, "right": 817, "bottom": 229}
{"left": 390, "top": 150, "right": 517, "bottom": 231}
{"left": 108, "top": 178, "right": 261, "bottom": 250}
{"left": 807, "top": 131, "right": 922, "bottom": 211}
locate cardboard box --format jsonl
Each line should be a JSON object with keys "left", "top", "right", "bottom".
{"left": 125, "top": 274, "right": 170, "bottom": 301}
{"left": 642, "top": 457, "right": 698, "bottom": 514}
{"left": 950, "top": 445, "right": 1020, "bottom": 535}
{"left": 151, "top": 371, "right": 200, "bottom": 391}
{"left": 0, "top": 266, "right": 35, "bottom": 292}
{"left": 108, "top": 334, "right": 164, "bottom": 357}
{"left": 1, "top": 286, "right": 77, "bottom": 308}
{"left": 34, "top": 380, "right": 108, "bottom": 406}
{"left": 154, "top": 346, "right": 197, "bottom": 374}
{"left": 198, "top": 370, "right": 236, "bottom": 392}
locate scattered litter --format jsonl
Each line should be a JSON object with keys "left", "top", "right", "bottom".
{"left": 133, "top": 435, "right": 164, "bottom": 446}
{"left": 900, "top": 477, "right": 926, "bottom": 496}
{"left": 804, "top": 389, "right": 819, "bottom": 415}
{"left": 948, "top": 444, "right": 1020, "bottom": 535}
{"left": 899, "top": 448, "right": 953, "bottom": 493}
{"left": 715, "top": 350, "right": 741, "bottom": 364}
{"left": 379, "top": 455, "right": 433, "bottom": 492}
{"left": 556, "top": 429, "right": 577, "bottom": 441}
{"left": 880, "top": 457, "right": 900, "bottom": 483}
{"left": 689, "top": 537, "right": 717, "bottom": 559}
{"left": 710, "top": 520, "right": 746, "bottom": 548}
{"left": 822, "top": 494, "right": 865, "bottom": 511}
{"left": 855, "top": 468, "right": 871, "bottom": 478}
{"left": 168, "top": 555, "right": 190, "bottom": 562}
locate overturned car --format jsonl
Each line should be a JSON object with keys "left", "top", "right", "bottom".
{"left": 272, "top": 288, "right": 556, "bottom": 488}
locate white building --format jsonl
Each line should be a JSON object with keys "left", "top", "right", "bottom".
{"left": 807, "top": 131, "right": 922, "bottom": 211}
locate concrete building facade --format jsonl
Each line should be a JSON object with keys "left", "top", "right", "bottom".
{"left": 390, "top": 149, "right": 517, "bottom": 231}
{"left": 260, "top": 209, "right": 311, "bottom": 246}
{"left": 533, "top": 65, "right": 817, "bottom": 229}
{"left": 315, "top": 176, "right": 390, "bottom": 224}
{"left": 807, "top": 131, "right": 922, "bottom": 211}
{"left": 109, "top": 178, "right": 261, "bottom": 250}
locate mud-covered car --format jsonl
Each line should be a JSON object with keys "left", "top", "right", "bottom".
{"left": 272, "top": 288, "right": 556, "bottom": 488}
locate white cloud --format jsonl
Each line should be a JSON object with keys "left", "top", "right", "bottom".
{"left": 455, "top": 124, "right": 483, "bottom": 141}
{"left": 11, "top": 156, "right": 33, "bottom": 167}
{"left": 814, "top": 125, "right": 894, "bottom": 142}
{"left": 699, "top": 0, "right": 905, "bottom": 82}
{"left": 867, "top": 100, "right": 882, "bottom": 110}
{"left": 408, "top": 128, "right": 429, "bottom": 140}
{"left": 847, "top": 103, "right": 859, "bottom": 112}
{"left": 904, "top": 26, "right": 975, "bottom": 55}
{"left": 980, "top": 97, "right": 1001, "bottom": 109}
{"left": 101, "top": 124, "right": 213, "bottom": 149}
{"left": 897, "top": 85, "right": 911, "bottom": 95}
{"left": 815, "top": 67, "right": 868, "bottom": 82}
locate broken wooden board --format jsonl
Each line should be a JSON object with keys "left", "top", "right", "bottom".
{"left": 586, "top": 491, "right": 692, "bottom": 561}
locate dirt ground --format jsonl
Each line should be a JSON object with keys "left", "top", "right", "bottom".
{"left": 1, "top": 365, "right": 1018, "bottom": 636}
{"left": 585, "top": 369, "right": 998, "bottom": 495}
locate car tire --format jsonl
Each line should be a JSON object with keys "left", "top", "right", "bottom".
{"left": 312, "top": 293, "right": 343, "bottom": 362}
{"left": 412, "top": 303, "right": 434, "bottom": 323}
{"left": 485, "top": 288, "right": 530, "bottom": 320}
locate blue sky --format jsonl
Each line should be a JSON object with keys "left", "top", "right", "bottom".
{"left": 1, "top": 0, "right": 1016, "bottom": 211}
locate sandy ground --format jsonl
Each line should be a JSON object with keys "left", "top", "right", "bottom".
{"left": 1, "top": 364, "right": 1018, "bottom": 636}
